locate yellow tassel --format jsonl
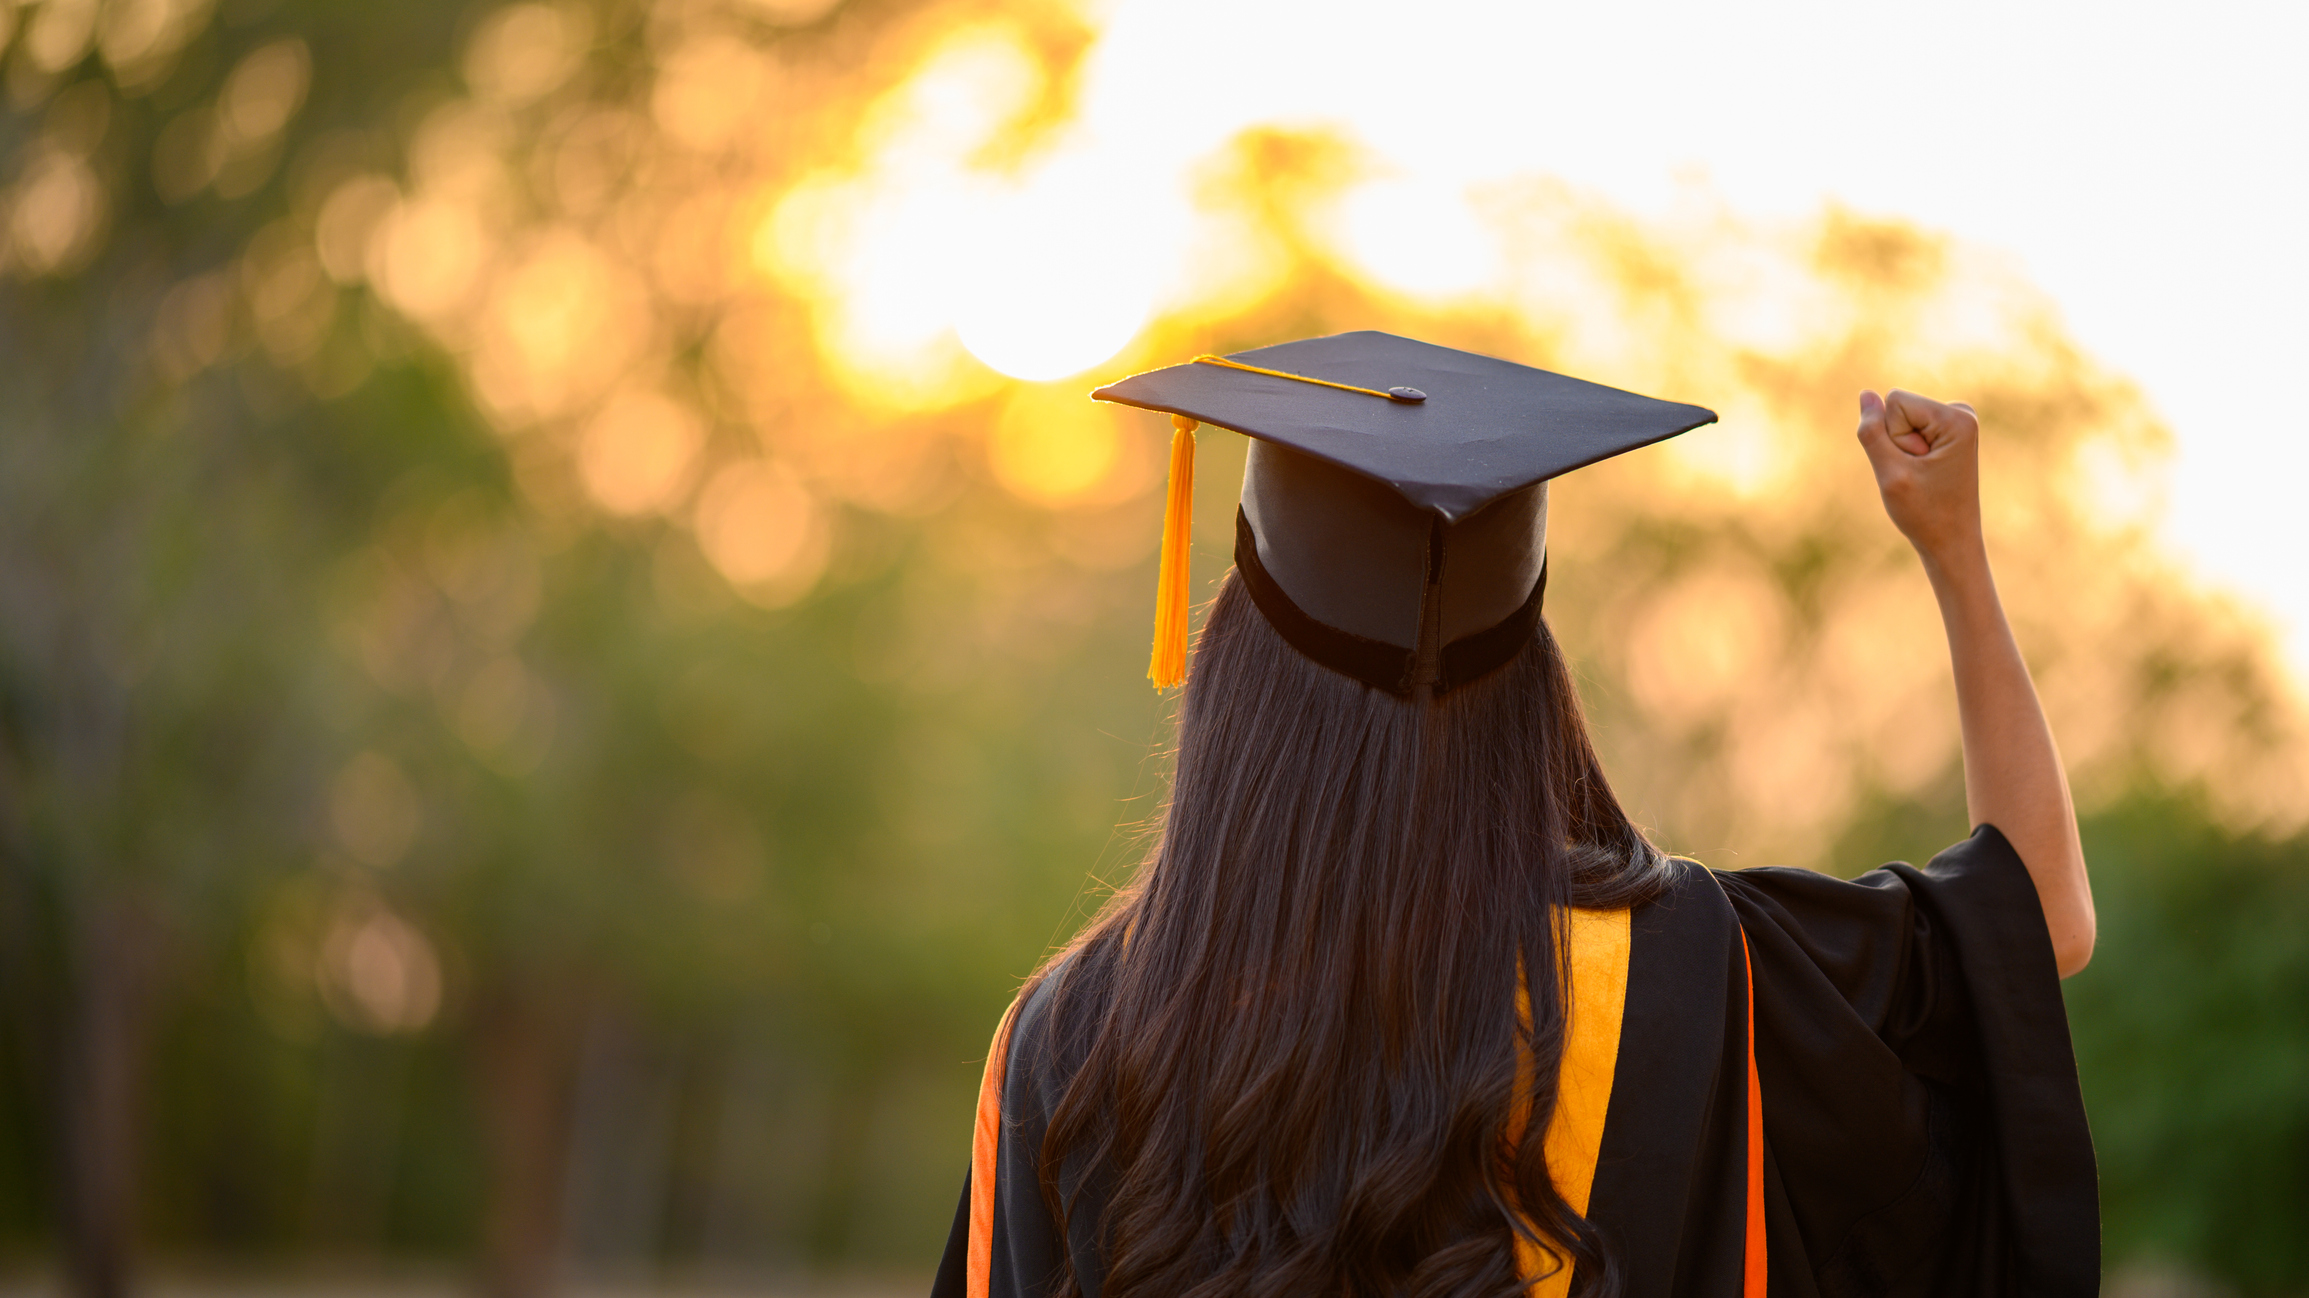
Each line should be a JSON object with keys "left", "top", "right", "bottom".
{"left": 1148, "top": 414, "right": 1197, "bottom": 688}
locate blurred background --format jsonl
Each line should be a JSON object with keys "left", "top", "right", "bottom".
{"left": 1, "top": 0, "right": 2306, "bottom": 1295}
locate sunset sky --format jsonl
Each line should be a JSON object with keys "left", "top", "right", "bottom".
{"left": 886, "top": 0, "right": 2309, "bottom": 681}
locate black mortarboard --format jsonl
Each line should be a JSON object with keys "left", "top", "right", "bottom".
{"left": 1092, "top": 331, "right": 1715, "bottom": 696}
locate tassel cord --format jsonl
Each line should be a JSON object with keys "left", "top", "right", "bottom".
{"left": 1148, "top": 414, "right": 1197, "bottom": 688}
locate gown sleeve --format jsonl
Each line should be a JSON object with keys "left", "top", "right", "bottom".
{"left": 1713, "top": 824, "right": 2098, "bottom": 1298}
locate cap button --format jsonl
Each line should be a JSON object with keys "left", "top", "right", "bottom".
{"left": 1386, "top": 386, "right": 1427, "bottom": 403}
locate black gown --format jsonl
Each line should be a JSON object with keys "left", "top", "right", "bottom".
{"left": 932, "top": 826, "right": 2098, "bottom": 1298}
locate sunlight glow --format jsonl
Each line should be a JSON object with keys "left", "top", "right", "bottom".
{"left": 1340, "top": 179, "right": 1499, "bottom": 300}
{"left": 989, "top": 384, "right": 1125, "bottom": 503}
{"left": 330, "top": 0, "right": 2309, "bottom": 845}
{"left": 953, "top": 167, "right": 1161, "bottom": 381}
{"left": 759, "top": 24, "right": 1166, "bottom": 386}
{"left": 1662, "top": 402, "right": 1787, "bottom": 502}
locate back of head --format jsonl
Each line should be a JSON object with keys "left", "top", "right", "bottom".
{"left": 1034, "top": 575, "right": 1671, "bottom": 1298}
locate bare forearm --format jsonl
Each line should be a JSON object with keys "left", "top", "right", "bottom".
{"left": 1856, "top": 387, "right": 2095, "bottom": 977}
{"left": 1921, "top": 540, "right": 2095, "bottom": 976}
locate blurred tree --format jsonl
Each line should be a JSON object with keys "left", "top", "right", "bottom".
{"left": 2069, "top": 800, "right": 2309, "bottom": 1294}
{"left": 0, "top": 3, "right": 1143, "bottom": 1293}
{"left": 0, "top": 0, "right": 957, "bottom": 1291}
{"left": 0, "top": 42, "right": 369, "bottom": 1292}
{"left": 0, "top": 1, "right": 2306, "bottom": 1297}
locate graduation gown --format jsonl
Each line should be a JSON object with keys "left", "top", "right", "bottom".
{"left": 932, "top": 825, "right": 2098, "bottom": 1298}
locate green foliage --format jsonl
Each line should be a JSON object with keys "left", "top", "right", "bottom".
{"left": 2069, "top": 800, "right": 2309, "bottom": 1295}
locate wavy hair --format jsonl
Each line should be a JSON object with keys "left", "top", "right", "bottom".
{"left": 1027, "top": 572, "right": 1672, "bottom": 1298}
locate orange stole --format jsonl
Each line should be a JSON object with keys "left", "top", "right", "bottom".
{"left": 965, "top": 999, "right": 1021, "bottom": 1298}
{"left": 1739, "top": 930, "right": 1766, "bottom": 1298}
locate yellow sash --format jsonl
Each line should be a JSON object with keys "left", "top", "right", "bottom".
{"left": 1513, "top": 907, "right": 1633, "bottom": 1297}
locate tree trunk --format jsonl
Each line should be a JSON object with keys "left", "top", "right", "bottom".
{"left": 57, "top": 894, "right": 163, "bottom": 1298}
{"left": 473, "top": 982, "right": 581, "bottom": 1298}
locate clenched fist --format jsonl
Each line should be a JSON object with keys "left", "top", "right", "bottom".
{"left": 1855, "top": 389, "right": 1983, "bottom": 566}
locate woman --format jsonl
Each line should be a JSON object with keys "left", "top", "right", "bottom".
{"left": 934, "top": 332, "right": 2097, "bottom": 1298}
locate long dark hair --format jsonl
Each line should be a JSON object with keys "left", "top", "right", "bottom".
{"left": 1028, "top": 572, "right": 1672, "bottom": 1298}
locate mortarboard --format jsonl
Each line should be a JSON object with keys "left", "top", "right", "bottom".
{"left": 1092, "top": 331, "right": 1715, "bottom": 696}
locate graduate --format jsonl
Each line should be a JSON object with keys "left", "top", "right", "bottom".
{"left": 932, "top": 332, "right": 2098, "bottom": 1298}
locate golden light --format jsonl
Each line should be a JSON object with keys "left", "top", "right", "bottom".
{"left": 370, "top": 195, "right": 487, "bottom": 321}
{"left": 8, "top": 147, "right": 105, "bottom": 276}
{"left": 407, "top": 99, "right": 512, "bottom": 199}
{"left": 694, "top": 460, "right": 828, "bottom": 605}
{"left": 217, "top": 38, "right": 310, "bottom": 144}
{"left": 820, "top": 182, "right": 972, "bottom": 358}
{"left": 2063, "top": 434, "right": 2167, "bottom": 536}
{"left": 96, "top": 0, "right": 209, "bottom": 91}
{"left": 1623, "top": 563, "right": 1791, "bottom": 727}
{"left": 1339, "top": 178, "right": 1499, "bottom": 300}
{"left": 23, "top": 0, "right": 98, "bottom": 73}
{"left": 989, "top": 384, "right": 1125, "bottom": 504}
{"left": 1814, "top": 575, "right": 1957, "bottom": 797}
{"left": 314, "top": 174, "right": 397, "bottom": 282}
{"left": 323, "top": 0, "right": 2309, "bottom": 855}
{"left": 733, "top": 0, "right": 842, "bottom": 24}
{"left": 472, "top": 228, "right": 653, "bottom": 423}
{"left": 578, "top": 389, "right": 706, "bottom": 516}
{"left": 953, "top": 161, "right": 1163, "bottom": 381}
{"left": 1728, "top": 691, "right": 1852, "bottom": 839}
{"left": 463, "top": 3, "right": 589, "bottom": 107}
{"left": 760, "top": 171, "right": 986, "bottom": 409}
{"left": 1662, "top": 400, "right": 1789, "bottom": 501}
{"left": 652, "top": 34, "right": 778, "bottom": 153}
{"left": 861, "top": 23, "right": 1044, "bottom": 162}
{"left": 752, "top": 21, "right": 1172, "bottom": 389}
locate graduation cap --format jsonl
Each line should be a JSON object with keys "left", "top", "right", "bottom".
{"left": 1092, "top": 331, "right": 1716, "bottom": 696}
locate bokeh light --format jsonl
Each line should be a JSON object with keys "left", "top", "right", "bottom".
{"left": 276, "top": 0, "right": 2305, "bottom": 853}
{"left": 7, "top": 0, "right": 2309, "bottom": 1294}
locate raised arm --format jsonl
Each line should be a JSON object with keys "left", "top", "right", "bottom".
{"left": 1856, "top": 390, "right": 2096, "bottom": 976}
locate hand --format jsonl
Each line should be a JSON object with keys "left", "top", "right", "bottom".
{"left": 1855, "top": 389, "right": 1983, "bottom": 567}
